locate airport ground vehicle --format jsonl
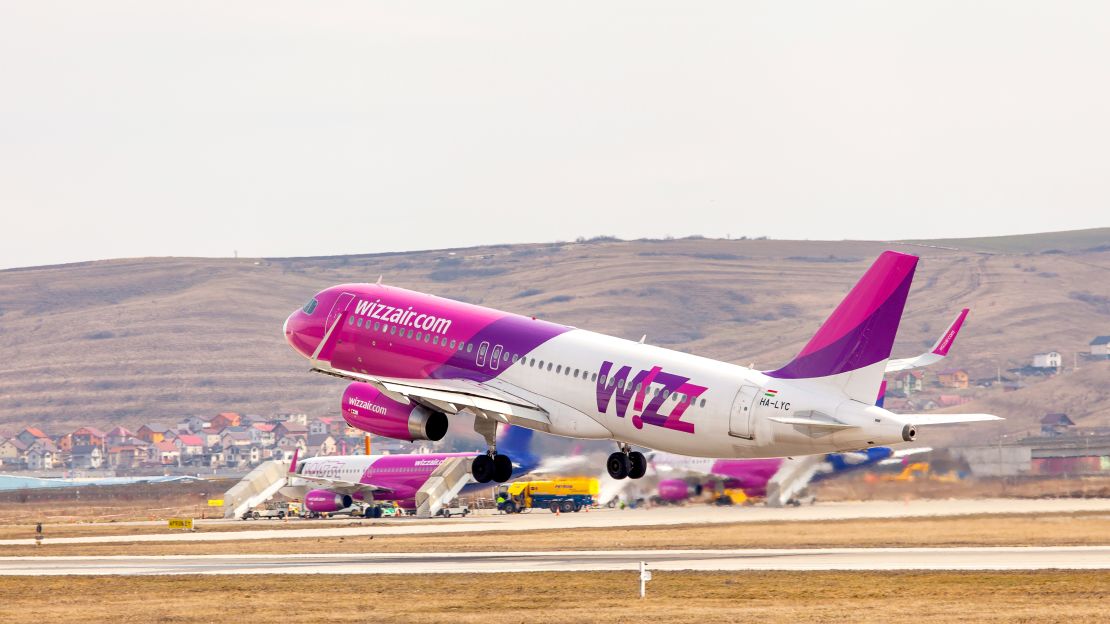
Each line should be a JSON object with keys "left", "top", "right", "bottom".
{"left": 498, "top": 478, "right": 598, "bottom": 513}
{"left": 241, "top": 502, "right": 288, "bottom": 520}
{"left": 435, "top": 503, "right": 470, "bottom": 518}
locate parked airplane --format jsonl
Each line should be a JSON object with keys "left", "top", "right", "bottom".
{"left": 283, "top": 425, "right": 538, "bottom": 516}
{"left": 284, "top": 251, "right": 999, "bottom": 483}
{"left": 651, "top": 446, "right": 931, "bottom": 503}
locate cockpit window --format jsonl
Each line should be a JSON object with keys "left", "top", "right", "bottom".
{"left": 302, "top": 298, "right": 318, "bottom": 314}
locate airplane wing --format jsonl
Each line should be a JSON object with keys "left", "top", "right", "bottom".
{"left": 900, "top": 413, "right": 1003, "bottom": 425}
{"left": 886, "top": 309, "right": 969, "bottom": 372}
{"left": 288, "top": 472, "right": 394, "bottom": 497}
{"left": 311, "top": 361, "right": 554, "bottom": 431}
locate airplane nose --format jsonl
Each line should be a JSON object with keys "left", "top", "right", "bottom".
{"left": 284, "top": 308, "right": 323, "bottom": 358}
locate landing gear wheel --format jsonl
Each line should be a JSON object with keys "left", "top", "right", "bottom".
{"left": 472, "top": 454, "right": 495, "bottom": 483}
{"left": 607, "top": 452, "right": 631, "bottom": 480}
{"left": 627, "top": 451, "right": 647, "bottom": 479}
{"left": 492, "top": 454, "right": 513, "bottom": 483}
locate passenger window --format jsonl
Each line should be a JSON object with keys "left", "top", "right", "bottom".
{"left": 547, "top": 363, "right": 553, "bottom": 371}
{"left": 356, "top": 318, "right": 362, "bottom": 327}
{"left": 503, "top": 351, "right": 509, "bottom": 362}
{"left": 591, "top": 373, "right": 597, "bottom": 382}
{"left": 565, "top": 367, "right": 570, "bottom": 376}
{"left": 390, "top": 326, "right": 396, "bottom": 335}
{"left": 424, "top": 334, "right": 430, "bottom": 343}
{"left": 416, "top": 332, "right": 422, "bottom": 341}
{"left": 599, "top": 374, "right": 606, "bottom": 385}
{"left": 556, "top": 365, "right": 562, "bottom": 374}
{"left": 347, "top": 316, "right": 355, "bottom": 325}
{"left": 467, "top": 343, "right": 473, "bottom": 353}
{"left": 450, "top": 340, "right": 457, "bottom": 349}
{"left": 700, "top": 398, "right": 706, "bottom": 407}
{"left": 512, "top": 354, "right": 519, "bottom": 363}
{"left": 373, "top": 322, "right": 380, "bottom": 331}
{"left": 432, "top": 336, "right": 438, "bottom": 345}
{"left": 406, "top": 329, "right": 413, "bottom": 338}
{"left": 572, "top": 369, "right": 579, "bottom": 378}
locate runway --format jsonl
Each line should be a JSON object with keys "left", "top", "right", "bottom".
{"left": 1, "top": 546, "right": 1107, "bottom": 575}
{"left": 2, "top": 498, "right": 1108, "bottom": 547}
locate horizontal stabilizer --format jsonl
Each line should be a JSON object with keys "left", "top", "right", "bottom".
{"left": 900, "top": 413, "right": 1003, "bottom": 425}
{"left": 886, "top": 308, "right": 969, "bottom": 372}
{"left": 768, "top": 416, "right": 858, "bottom": 429}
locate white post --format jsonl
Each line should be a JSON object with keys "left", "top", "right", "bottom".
{"left": 639, "top": 561, "right": 652, "bottom": 598}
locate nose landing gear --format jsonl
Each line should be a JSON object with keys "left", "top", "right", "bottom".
{"left": 607, "top": 444, "right": 647, "bottom": 480}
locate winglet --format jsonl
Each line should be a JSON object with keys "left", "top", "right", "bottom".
{"left": 930, "top": 308, "right": 969, "bottom": 356}
{"left": 288, "top": 448, "right": 299, "bottom": 473}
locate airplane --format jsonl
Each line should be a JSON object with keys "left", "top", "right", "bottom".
{"left": 283, "top": 250, "right": 1000, "bottom": 484}
{"left": 650, "top": 446, "right": 932, "bottom": 504}
{"left": 282, "top": 425, "right": 538, "bottom": 517}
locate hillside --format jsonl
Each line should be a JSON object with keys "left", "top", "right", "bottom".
{"left": 1, "top": 232, "right": 1108, "bottom": 445}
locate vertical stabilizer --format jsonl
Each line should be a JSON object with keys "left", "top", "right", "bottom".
{"left": 767, "top": 251, "right": 918, "bottom": 402}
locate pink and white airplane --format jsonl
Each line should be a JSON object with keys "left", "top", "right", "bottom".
{"left": 284, "top": 251, "right": 999, "bottom": 483}
{"left": 283, "top": 425, "right": 538, "bottom": 516}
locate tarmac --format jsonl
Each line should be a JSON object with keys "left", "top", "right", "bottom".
{"left": 1, "top": 546, "right": 1107, "bottom": 575}
{"left": 1, "top": 497, "right": 1108, "bottom": 547}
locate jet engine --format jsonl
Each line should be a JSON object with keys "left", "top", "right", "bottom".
{"left": 304, "top": 489, "right": 353, "bottom": 513}
{"left": 657, "top": 479, "right": 703, "bottom": 502}
{"left": 341, "top": 382, "right": 448, "bottom": 442}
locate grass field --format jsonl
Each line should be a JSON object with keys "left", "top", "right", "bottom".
{"left": 1, "top": 571, "right": 1106, "bottom": 623}
{"left": 4, "top": 512, "right": 1108, "bottom": 557}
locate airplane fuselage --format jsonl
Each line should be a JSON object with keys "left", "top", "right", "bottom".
{"left": 285, "top": 283, "right": 911, "bottom": 459}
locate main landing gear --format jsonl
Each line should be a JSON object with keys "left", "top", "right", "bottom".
{"left": 471, "top": 452, "right": 513, "bottom": 484}
{"left": 471, "top": 414, "right": 513, "bottom": 484}
{"left": 607, "top": 444, "right": 647, "bottom": 480}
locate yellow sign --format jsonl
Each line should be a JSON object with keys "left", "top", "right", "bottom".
{"left": 207, "top": 499, "right": 224, "bottom": 507}
{"left": 167, "top": 518, "right": 193, "bottom": 530}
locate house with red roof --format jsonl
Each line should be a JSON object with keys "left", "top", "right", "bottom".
{"left": 149, "top": 440, "right": 181, "bottom": 465}
{"left": 210, "top": 412, "right": 242, "bottom": 431}
{"left": 173, "top": 434, "right": 205, "bottom": 458}
{"left": 16, "top": 427, "right": 50, "bottom": 447}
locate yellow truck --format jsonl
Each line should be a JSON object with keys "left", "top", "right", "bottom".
{"left": 498, "top": 478, "right": 598, "bottom": 513}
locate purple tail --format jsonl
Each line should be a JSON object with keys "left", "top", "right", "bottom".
{"left": 768, "top": 251, "right": 918, "bottom": 381}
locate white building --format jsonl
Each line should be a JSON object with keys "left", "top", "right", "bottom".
{"left": 1032, "top": 352, "right": 1062, "bottom": 369}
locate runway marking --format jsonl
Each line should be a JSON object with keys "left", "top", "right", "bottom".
{"left": 1, "top": 546, "right": 1108, "bottom": 575}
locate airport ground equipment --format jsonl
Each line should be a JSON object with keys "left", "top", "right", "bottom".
{"left": 414, "top": 456, "right": 472, "bottom": 518}
{"left": 435, "top": 503, "right": 470, "bottom": 518}
{"left": 240, "top": 502, "right": 288, "bottom": 520}
{"left": 222, "top": 459, "right": 290, "bottom": 520}
{"left": 764, "top": 454, "right": 822, "bottom": 508}
{"left": 498, "top": 478, "right": 598, "bottom": 513}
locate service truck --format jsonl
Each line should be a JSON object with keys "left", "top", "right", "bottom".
{"left": 498, "top": 478, "right": 598, "bottom": 514}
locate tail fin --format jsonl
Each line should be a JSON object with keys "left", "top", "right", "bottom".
{"left": 767, "top": 251, "right": 918, "bottom": 403}
{"left": 496, "top": 425, "right": 538, "bottom": 473}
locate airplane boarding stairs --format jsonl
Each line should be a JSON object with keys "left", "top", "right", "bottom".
{"left": 222, "top": 459, "right": 290, "bottom": 519}
{"left": 415, "top": 457, "right": 473, "bottom": 518}
{"left": 764, "top": 454, "right": 822, "bottom": 508}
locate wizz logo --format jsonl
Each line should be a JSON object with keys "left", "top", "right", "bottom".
{"left": 595, "top": 361, "right": 707, "bottom": 434}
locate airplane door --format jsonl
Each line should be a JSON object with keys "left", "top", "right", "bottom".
{"left": 327, "top": 293, "right": 356, "bottom": 331}
{"left": 489, "top": 344, "right": 503, "bottom": 370}
{"left": 476, "top": 341, "right": 490, "bottom": 367}
{"left": 728, "top": 385, "right": 759, "bottom": 439}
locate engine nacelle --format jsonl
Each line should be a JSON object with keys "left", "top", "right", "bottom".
{"left": 657, "top": 479, "right": 702, "bottom": 502}
{"left": 304, "top": 489, "right": 353, "bottom": 513}
{"left": 341, "top": 382, "right": 448, "bottom": 442}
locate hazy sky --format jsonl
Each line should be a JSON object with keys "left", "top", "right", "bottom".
{"left": 2, "top": 2, "right": 1108, "bottom": 269}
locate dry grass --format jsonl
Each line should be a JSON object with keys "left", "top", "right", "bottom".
{"left": 4, "top": 512, "right": 1108, "bottom": 557}
{"left": 0, "top": 571, "right": 1107, "bottom": 623}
